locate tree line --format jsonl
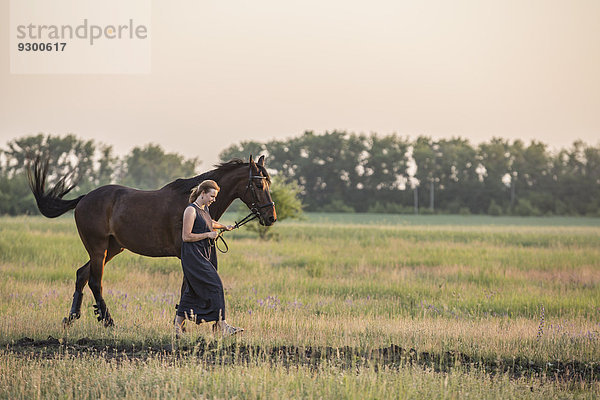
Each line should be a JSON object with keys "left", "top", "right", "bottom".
{"left": 219, "top": 131, "right": 600, "bottom": 216}
{"left": 2, "top": 132, "right": 599, "bottom": 216}
{"left": 0, "top": 134, "right": 198, "bottom": 215}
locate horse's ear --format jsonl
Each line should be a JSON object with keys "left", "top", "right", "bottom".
{"left": 257, "top": 155, "right": 265, "bottom": 167}
{"left": 249, "top": 155, "right": 254, "bottom": 165}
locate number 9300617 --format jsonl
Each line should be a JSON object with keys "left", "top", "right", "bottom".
{"left": 18, "top": 42, "right": 67, "bottom": 51}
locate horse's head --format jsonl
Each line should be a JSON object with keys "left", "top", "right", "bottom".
{"left": 240, "top": 155, "right": 277, "bottom": 226}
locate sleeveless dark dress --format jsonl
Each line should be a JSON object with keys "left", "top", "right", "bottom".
{"left": 176, "top": 203, "right": 225, "bottom": 323}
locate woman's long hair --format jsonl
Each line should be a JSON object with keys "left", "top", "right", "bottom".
{"left": 189, "top": 180, "right": 220, "bottom": 203}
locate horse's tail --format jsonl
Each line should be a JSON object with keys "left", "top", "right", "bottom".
{"left": 27, "top": 156, "right": 85, "bottom": 218}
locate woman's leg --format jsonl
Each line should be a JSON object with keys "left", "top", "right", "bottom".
{"left": 174, "top": 315, "right": 185, "bottom": 337}
{"left": 213, "top": 320, "right": 244, "bottom": 337}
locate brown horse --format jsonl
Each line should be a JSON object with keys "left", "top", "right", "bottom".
{"left": 28, "top": 155, "right": 276, "bottom": 327}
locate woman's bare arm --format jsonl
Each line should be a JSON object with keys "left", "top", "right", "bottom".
{"left": 182, "top": 207, "right": 218, "bottom": 242}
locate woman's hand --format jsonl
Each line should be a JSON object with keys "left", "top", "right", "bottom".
{"left": 212, "top": 220, "right": 235, "bottom": 232}
{"left": 206, "top": 231, "right": 219, "bottom": 239}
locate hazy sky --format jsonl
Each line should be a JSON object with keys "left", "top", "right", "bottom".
{"left": 1, "top": 0, "right": 599, "bottom": 169}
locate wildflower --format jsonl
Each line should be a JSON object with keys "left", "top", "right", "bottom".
{"left": 536, "top": 305, "right": 545, "bottom": 340}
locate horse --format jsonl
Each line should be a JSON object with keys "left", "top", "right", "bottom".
{"left": 28, "top": 155, "right": 277, "bottom": 327}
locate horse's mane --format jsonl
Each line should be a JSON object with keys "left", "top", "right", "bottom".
{"left": 163, "top": 158, "right": 271, "bottom": 195}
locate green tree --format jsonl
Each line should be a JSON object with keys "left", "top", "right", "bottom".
{"left": 551, "top": 141, "right": 600, "bottom": 215}
{"left": 3, "top": 134, "right": 97, "bottom": 182}
{"left": 0, "top": 134, "right": 105, "bottom": 214}
{"left": 510, "top": 140, "right": 554, "bottom": 214}
{"left": 435, "top": 138, "right": 478, "bottom": 214}
{"left": 0, "top": 173, "right": 37, "bottom": 215}
{"left": 222, "top": 131, "right": 368, "bottom": 212}
{"left": 216, "top": 133, "right": 600, "bottom": 217}
{"left": 412, "top": 136, "right": 444, "bottom": 213}
{"left": 120, "top": 143, "right": 199, "bottom": 189}
{"left": 219, "top": 140, "right": 267, "bottom": 162}
{"left": 477, "top": 138, "right": 512, "bottom": 214}
{"left": 95, "top": 144, "right": 118, "bottom": 187}
{"left": 286, "top": 131, "right": 365, "bottom": 211}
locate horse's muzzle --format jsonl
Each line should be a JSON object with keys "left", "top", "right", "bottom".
{"left": 259, "top": 211, "right": 277, "bottom": 226}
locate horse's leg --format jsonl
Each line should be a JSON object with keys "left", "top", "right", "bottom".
{"left": 87, "top": 247, "right": 112, "bottom": 326}
{"left": 84, "top": 236, "right": 124, "bottom": 327}
{"left": 63, "top": 261, "right": 90, "bottom": 327}
{"left": 63, "top": 238, "right": 124, "bottom": 327}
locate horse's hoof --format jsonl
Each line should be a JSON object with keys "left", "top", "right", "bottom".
{"left": 103, "top": 316, "right": 114, "bottom": 328}
{"left": 100, "top": 310, "right": 114, "bottom": 327}
{"left": 62, "top": 316, "right": 73, "bottom": 330}
{"left": 62, "top": 312, "right": 80, "bottom": 329}
{"left": 93, "top": 304, "right": 114, "bottom": 327}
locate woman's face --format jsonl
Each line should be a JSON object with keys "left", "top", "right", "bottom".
{"left": 199, "top": 188, "right": 218, "bottom": 206}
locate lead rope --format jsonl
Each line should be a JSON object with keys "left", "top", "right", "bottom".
{"left": 213, "top": 211, "right": 260, "bottom": 253}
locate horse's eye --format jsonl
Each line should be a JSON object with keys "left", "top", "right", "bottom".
{"left": 256, "top": 182, "right": 263, "bottom": 189}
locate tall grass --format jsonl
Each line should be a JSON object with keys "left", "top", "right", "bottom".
{"left": 3, "top": 352, "right": 597, "bottom": 400}
{"left": 1, "top": 214, "right": 599, "bottom": 398}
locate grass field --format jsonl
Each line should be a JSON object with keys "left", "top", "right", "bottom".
{"left": 1, "top": 213, "right": 599, "bottom": 399}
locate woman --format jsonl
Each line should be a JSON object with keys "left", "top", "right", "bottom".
{"left": 174, "top": 179, "right": 243, "bottom": 337}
